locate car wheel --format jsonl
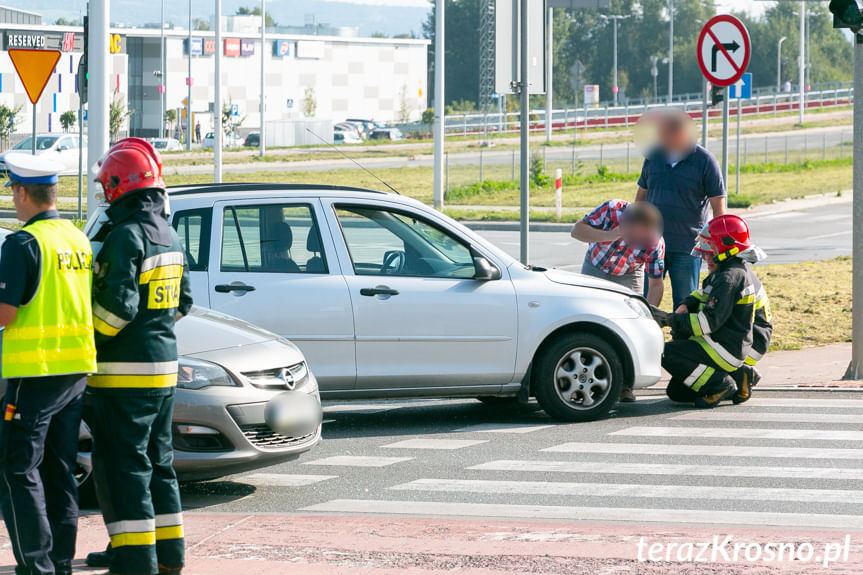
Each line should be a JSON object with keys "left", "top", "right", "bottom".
{"left": 533, "top": 333, "right": 623, "bottom": 422}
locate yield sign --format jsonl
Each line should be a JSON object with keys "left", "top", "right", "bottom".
{"left": 696, "top": 15, "right": 750, "bottom": 87}
{"left": 8, "top": 49, "right": 61, "bottom": 104}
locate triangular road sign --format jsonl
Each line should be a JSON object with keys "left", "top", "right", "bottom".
{"left": 8, "top": 49, "right": 61, "bottom": 105}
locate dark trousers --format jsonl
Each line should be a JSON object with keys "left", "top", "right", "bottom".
{"left": 662, "top": 339, "right": 733, "bottom": 403}
{"left": 0, "top": 375, "right": 86, "bottom": 575}
{"left": 88, "top": 388, "right": 184, "bottom": 575}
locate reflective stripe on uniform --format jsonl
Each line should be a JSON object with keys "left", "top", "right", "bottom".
{"left": 2, "top": 324, "right": 93, "bottom": 341}
{"left": 748, "top": 349, "right": 764, "bottom": 362}
{"left": 93, "top": 316, "right": 121, "bottom": 337}
{"left": 690, "top": 290, "right": 709, "bottom": 303}
{"left": 692, "top": 335, "right": 744, "bottom": 373}
{"left": 689, "top": 311, "right": 711, "bottom": 337}
{"left": 744, "top": 356, "right": 758, "bottom": 366}
{"left": 96, "top": 361, "right": 179, "bottom": 375}
{"left": 139, "top": 252, "right": 184, "bottom": 285}
{"left": 93, "top": 302, "right": 130, "bottom": 333}
{"left": 155, "top": 512, "right": 184, "bottom": 541}
{"left": 111, "top": 532, "right": 156, "bottom": 548}
{"left": 87, "top": 373, "right": 178, "bottom": 389}
{"left": 684, "top": 364, "right": 716, "bottom": 392}
{"left": 737, "top": 283, "right": 756, "bottom": 305}
{"left": 107, "top": 518, "right": 156, "bottom": 548}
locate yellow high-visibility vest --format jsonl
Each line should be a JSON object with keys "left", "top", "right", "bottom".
{"left": 2, "top": 218, "right": 97, "bottom": 378}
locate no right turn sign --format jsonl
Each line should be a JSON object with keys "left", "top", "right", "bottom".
{"left": 697, "top": 14, "right": 751, "bottom": 87}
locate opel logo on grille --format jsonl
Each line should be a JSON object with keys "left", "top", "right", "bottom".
{"left": 277, "top": 368, "right": 295, "bottom": 390}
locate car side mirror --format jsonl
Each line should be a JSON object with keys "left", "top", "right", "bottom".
{"left": 57, "top": 145, "right": 69, "bottom": 151}
{"left": 473, "top": 256, "right": 501, "bottom": 281}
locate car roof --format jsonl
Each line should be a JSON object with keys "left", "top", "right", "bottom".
{"left": 167, "top": 182, "right": 395, "bottom": 200}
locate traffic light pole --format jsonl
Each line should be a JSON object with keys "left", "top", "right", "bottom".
{"left": 845, "top": 32, "right": 863, "bottom": 379}
{"left": 519, "top": 0, "right": 530, "bottom": 264}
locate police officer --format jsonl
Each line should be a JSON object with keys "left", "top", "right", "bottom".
{"left": 0, "top": 154, "right": 97, "bottom": 575}
{"left": 88, "top": 138, "right": 192, "bottom": 575}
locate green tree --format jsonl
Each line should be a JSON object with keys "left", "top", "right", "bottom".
{"left": 236, "top": 6, "right": 277, "bottom": 27}
{"left": 0, "top": 104, "right": 21, "bottom": 148}
{"left": 59, "top": 110, "right": 77, "bottom": 133}
{"left": 423, "top": 0, "right": 482, "bottom": 107}
{"left": 221, "top": 101, "right": 245, "bottom": 134}
{"left": 303, "top": 87, "right": 317, "bottom": 118}
{"left": 109, "top": 96, "right": 133, "bottom": 142}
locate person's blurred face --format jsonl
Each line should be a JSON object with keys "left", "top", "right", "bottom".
{"left": 621, "top": 220, "right": 661, "bottom": 250}
{"left": 659, "top": 117, "right": 689, "bottom": 154}
{"left": 702, "top": 252, "right": 718, "bottom": 272}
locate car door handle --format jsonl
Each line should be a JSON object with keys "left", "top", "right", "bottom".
{"left": 360, "top": 287, "right": 399, "bottom": 297}
{"left": 215, "top": 283, "right": 256, "bottom": 293}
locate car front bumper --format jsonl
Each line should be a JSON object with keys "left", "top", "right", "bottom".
{"left": 604, "top": 315, "right": 665, "bottom": 389}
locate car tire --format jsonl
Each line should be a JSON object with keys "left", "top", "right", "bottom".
{"left": 533, "top": 332, "right": 623, "bottom": 422}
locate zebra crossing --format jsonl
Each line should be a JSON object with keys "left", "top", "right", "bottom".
{"left": 229, "top": 395, "right": 863, "bottom": 529}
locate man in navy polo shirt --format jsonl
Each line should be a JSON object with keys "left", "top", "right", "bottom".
{"left": 636, "top": 110, "right": 726, "bottom": 307}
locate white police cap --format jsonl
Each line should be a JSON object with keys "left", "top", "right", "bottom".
{"left": 4, "top": 153, "right": 64, "bottom": 187}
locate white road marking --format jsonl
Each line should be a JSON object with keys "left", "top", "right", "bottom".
{"left": 542, "top": 442, "right": 863, "bottom": 460}
{"left": 611, "top": 426, "right": 863, "bottom": 441}
{"left": 805, "top": 230, "right": 852, "bottom": 241}
{"left": 235, "top": 473, "right": 337, "bottom": 487}
{"left": 390, "top": 478, "right": 863, "bottom": 504}
{"left": 382, "top": 438, "right": 489, "bottom": 450}
{"left": 468, "top": 459, "right": 863, "bottom": 480}
{"left": 302, "top": 499, "right": 863, "bottom": 529}
{"left": 455, "top": 423, "right": 554, "bottom": 434}
{"left": 671, "top": 411, "right": 863, "bottom": 424}
{"left": 302, "top": 455, "right": 413, "bottom": 467}
{"left": 742, "top": 398, "right": 863, "bottom": 408}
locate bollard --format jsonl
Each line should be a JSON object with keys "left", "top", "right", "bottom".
{"left": 555, "top": 168, "right": 563, "bottom": 220}
{"left": 480, "top": 149, "right": 484, "bottom": 182}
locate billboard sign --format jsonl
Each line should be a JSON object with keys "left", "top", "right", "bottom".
{"left": 274, "top": 40, "right": 291, "bottom": 57}
{"left": 224, "top": 38, "right": 241, "bottom": 57}
{"left": 186, "top": 37, "right": 203, "bottom": 56}
{"left": 241, "top": 38, "right": 255, "bottom": 57}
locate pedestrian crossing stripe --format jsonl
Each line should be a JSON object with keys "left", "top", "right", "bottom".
{"left": 302, "top": 455, "right": 413, "bottom": 467}
{"left": 611, "top": 426, "right": 863, "bottom": 441}
{"left": 730, "top": 398, "right": 863, "bottom": 409}
{"left": 235, "top": 473, "right": 337, "bottom": 487}
{"left": 383, "top": 438, "right": 489, "bottom": 450}
{"left": 542, "top": 442, "right": 863, "bottom": 459}
{"left": 671, "top": 411, "right": 863, "bottom": 424}
{"left": 468, "top": 459, "right": 863, "bottom": 480}
{"left": 455, "top": 423, "right": 554, "bottom": 434}
{"left": 389, "top": 478, "right": 863, "bottom": 504}
{"left": 301, "top": 499, "right": 863, "bottom": 530}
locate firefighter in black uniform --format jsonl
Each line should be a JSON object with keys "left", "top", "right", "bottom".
{"left": 663, "top": 214, "right": 758, "bottom": 408}
{"left": 689, "top": 221, "right": 773, "bottom": 404}
{"left": 0, "top": 154, "right": 97, "bottom": 575}
{"left": 88, "top": 138, "right": 192, "bottom": 575}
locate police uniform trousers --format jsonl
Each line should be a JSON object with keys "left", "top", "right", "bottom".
{"left": 0, "top": 375, "right": 86, "bottom": 575}
{"left": 662, "top": 339, "right": 736, "bottom": 403}
{"left": 88, "top": 387, "right": 183, "bottom": 575}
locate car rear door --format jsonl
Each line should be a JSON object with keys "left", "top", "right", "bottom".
{"left": 204, "top": 198, "right": 356, "bottom": 391}
{"left": 323, "top": 198, "right": 518, "bottom": 392}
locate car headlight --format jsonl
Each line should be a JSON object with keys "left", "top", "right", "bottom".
{"left": 625, "top": 297, "right": 652, "bottom": 319}
{"left": 177, "top": 357, "right": 239, "bottom": 390}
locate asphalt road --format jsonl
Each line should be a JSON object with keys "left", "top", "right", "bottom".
{"left": 181, "top": 390, "right": 863, "bottom": 533}
{"left": 476, "top": 198, "right": 852, "bottom": 270}
{"left": 170, "top": 125, "right": 853, "bottom": 176}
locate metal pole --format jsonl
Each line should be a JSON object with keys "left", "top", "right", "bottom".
{"left": 545, "top": 6, "right": 552, "bottom": 143}
{"left": 432, "top": 0, "right": 445, "bottom": 210}
{"left": 667, "top": 0, "right": 673, "bottom": 104}
{"left": 721, "top": 87, "right": 729, "bottom": 191}
{"left": 777, "top": 36, "right": 786, "bottom": 93}
{"left": 160, "top": 0, "right": 165, "bottom": 139}
{"left": 77, "top": 96, "right": 83, "bottom": 219}
{"left": 87, "top": 0, "right": 110, "bottom": 217}
{"left": 799, "top": 1, "right": 805, "bottom": 124}
{"left": 260, "top": 0, "right": 266, "bottom": 157}
{"left": 735, "top": 96, "right": 741, "bottom": 194}
{"left": 214, "top": 0, "right": 223, "bottom": 183}
{"left": 845, "top": 32, "right": 863, "bottom": 379}
{"left": 612, "top": 17, "right": 618, "bottom": 106}
{"left": 701, "top": 79, "right": 708, "bottom": 148}
{"left": 31, "top": 105, "right": 36, "bottom": 155}
{"left": 519, "top": 0, "right": 530, "bottom": 264}
{"left": 186, "top": 0, "right": 192, "bottom": 151}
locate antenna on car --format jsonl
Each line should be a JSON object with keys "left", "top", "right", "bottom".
{"left": 304, "top": 128, "right": 401, "bottom": 195}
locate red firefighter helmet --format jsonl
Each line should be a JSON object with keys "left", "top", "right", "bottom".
{"left": 705, "top": 214, "right": 752, "bottom": 260}
{"left": 94, "top": 137, "right": 165, "bottom": 203}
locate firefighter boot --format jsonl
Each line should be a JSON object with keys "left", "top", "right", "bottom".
{"left": 732, "top": 365, "right": 762, "bottom": 404}
{"left": 694, "top": 377, "right": 736, "bottom": 409}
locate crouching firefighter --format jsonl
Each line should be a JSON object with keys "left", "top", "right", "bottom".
{"left": 663, "top": 214, "right": 758, "bottom": 408}
{"left": 689, "top": 222, "right": 773, "bottom": 404}
{"left": 88, "top": 138, "right": 193, "bottom": 575}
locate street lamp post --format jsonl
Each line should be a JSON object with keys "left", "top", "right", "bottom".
{"left": 159, "top": 0, "right": 165, "bottom": 139}
{"left": 260, "top": 0, "right": 266, "bottom": 158}
{"left": 777, "top": 36, "right": 787, "bottom": 92}
{"left": 600, "top": 14, "right": 630, "bottom": 107}
{"left": 650, "top": 56, "right": 658, "bottom": 101}
{"left": 186, "top": 0, "right": 192, "bottom": 151}
{"left": 667, "top": 0, "right": 674, "bottom": 104}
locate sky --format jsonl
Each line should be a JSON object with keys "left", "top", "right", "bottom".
{"left": 2, "top": 0, "right": 773, "bottom": 37}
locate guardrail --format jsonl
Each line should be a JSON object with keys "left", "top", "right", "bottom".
{"left": 428, "top": 86, "right": 853, "bottom": 139}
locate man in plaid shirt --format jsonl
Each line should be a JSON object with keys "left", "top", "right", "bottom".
{"left": 572, "top": 199, "right": 665, "bottom": 306}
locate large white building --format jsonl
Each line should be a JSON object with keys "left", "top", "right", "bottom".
{"left": 0, "top": 19, "right": 428, "bottom": 140}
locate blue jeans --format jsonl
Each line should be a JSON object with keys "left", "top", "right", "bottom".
{"left": 665, "top": 251, "right": 702, "bottom": 308}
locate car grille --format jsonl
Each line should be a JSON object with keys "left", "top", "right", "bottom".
{"left": 240, "top": 424, "right": 316, "bottom": 449}
{"left": 242, "top": 362, "right": 307, "bottom": 390}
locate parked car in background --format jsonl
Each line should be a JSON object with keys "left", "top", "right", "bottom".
{"left": 345, "top": 118, "right": 383, "bottom": 139}
{"left": 334, "top": 122, "right": 363, "bottom": 141}
{"left": 0, "top": 134, "right": 87, "bottom": 176}
{"left": 87, "top": 184, "right": 664, "bottom": 422}
{"left": 369, "top": 128, "right": 405, "bottom": 142}
{"left": 149, "top": 138, "right": 183, "bottom": 152}
{"left": 201, "top": 132, "right": 244, "bottom": 150}
{"left": 334, "top": 131, "right": 362, "bottom": 144}
{"left": 244, "top": 132, "right": 260, "bottom": 147}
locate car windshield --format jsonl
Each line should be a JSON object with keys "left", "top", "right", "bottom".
{"left": 14, "top": 136, "right": 59, "bottom": 151}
